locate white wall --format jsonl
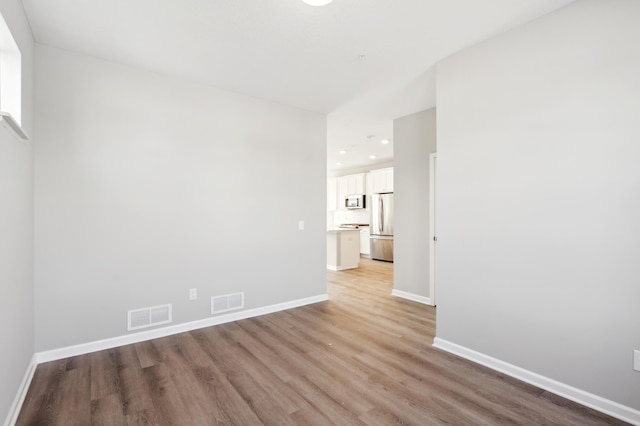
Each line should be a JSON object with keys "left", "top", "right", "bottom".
{"left": 393, "top": 109, "right": 436, "bottom": 299}
{"left": 0, "top": 0, "right": 34, "bottom": 422}
{"left": 436, "top": 0, "right": 640, "bottom": 413}
{"left": 34, "top": 45, "right": 327, "bottom": 352}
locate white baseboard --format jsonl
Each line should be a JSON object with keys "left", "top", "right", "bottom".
{"left": 433, "top": 337, "right": 640, "bottom": 426}
{"left": 36, "top": 293, "right": 329, "bottom": 364}
{"left": 4, "top": 354, "right": 37, "bottom": 426}
{"left": 327, "top": 264, "right": 358, "bottom": 271}
{"left": 391, "top": 289, "right": 433, "bottom": 306}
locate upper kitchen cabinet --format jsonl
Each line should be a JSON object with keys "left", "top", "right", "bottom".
{"left": 370, "top": 167, "right": 394, "bottom": 193}
{"left": 336, "top": 177, "right": 348, "bottom": 210}
{"left": 343, "top": 173, "right": 366, "bottom": 195}
{"left": 332, "top": 173, "right": 367, "bottom": 211}
{"left": 327, "top": 178, "right": 338, "bottom": 211}
{"left": 365, "top": 172, "right": 374, "bottom": 195}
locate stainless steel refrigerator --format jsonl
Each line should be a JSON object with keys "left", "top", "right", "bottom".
{"left": 370, "top": 193, "right": 394, "bottom": 262}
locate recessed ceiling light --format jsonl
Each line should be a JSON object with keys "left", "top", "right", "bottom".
{"left": 302, "top": 0, "right": 333, "bottom": 6}
{"left": 339, "top": 150, "right": 347, "bottom": 155}
{"left": 381, "top": 139, "right": 390, "bottom": 145}
{"left": 336, "top": 162, "right": 343, "bottom": 166}
{"left": 369, "top": 155, "right": 377, "bottom": 159}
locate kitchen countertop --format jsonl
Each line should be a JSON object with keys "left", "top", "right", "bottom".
{"left": 328, "top": 224, "right": 370, "bottom": 231}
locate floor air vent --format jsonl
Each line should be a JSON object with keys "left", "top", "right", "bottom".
{"left": 127, "top": 304, "right": 172, "bottom": 331}
{"left": 211, "top": 292, "right": 244, "bottom": 315}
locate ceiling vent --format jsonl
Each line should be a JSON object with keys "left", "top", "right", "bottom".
{"left": 211, "top": 292, "right": 244, "bottom": 315}
{"left": 127, "top": 304, "right": 172, "bottom": 331}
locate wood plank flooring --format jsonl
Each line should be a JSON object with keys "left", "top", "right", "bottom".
{"left": 17, "top": 258, "right": 627, "bottom": 425}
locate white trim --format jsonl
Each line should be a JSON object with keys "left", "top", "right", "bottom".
{"left": 433, "top": 337, "right": 640, "bottom": 426}
{"left": 391, "top": 289, "right": 432, "bottom": 306}
{"left": 0, "top": 112, "right": 29, "bottom": 140}
{"left": 327, "top": 264, "right": 358, "bottom": 271}
{"left": 428, "top": 153, "right": 437, "bottom": 306}
{"left": 4, "top": 354, "right": 37, "bottom": 426}
{"left": 36, "top": 293, "right": 329, "bottom": 363}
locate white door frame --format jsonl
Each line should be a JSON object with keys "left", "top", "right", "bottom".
{"left": 429, "top": 153, "right": 437, "bottom": 306}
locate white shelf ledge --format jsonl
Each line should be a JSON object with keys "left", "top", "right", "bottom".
{"left": 0, "top": 112, "right": 29, "bottom": 140}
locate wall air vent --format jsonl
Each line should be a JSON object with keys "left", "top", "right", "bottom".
{"left": 211, "top": 292, "right": 244, "bottom": 315}
{"left": 127, "top": 304, "right": 172, "bottom": 331}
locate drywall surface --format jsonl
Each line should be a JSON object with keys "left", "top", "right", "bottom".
{"left": 0, "top": 0, "right": 34, "bottom": 422}
{"left": 34, "top": 45, "right": 327, "bottom": 351}
{"left": 393, "top": 109, "right": 436, "bottom": 299}
{"left": 436, "top": 0, "right": 640, "bottom": 410}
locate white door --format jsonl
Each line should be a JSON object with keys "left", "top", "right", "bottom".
{"left": 429, "top": 153, "right": 437, "bottom": 306}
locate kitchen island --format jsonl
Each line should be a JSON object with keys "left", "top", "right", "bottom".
{"left": 327, "top": 228, "right": 360, "bottom": 271}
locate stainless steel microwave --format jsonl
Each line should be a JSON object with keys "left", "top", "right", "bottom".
{"left": 345, "top": 194, "right": 365, "bottom": 209}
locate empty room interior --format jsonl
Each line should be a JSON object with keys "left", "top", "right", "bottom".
{"left": 1, "top": 0, "right": 640, "bottom": 424}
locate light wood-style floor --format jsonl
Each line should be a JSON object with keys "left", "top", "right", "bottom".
{"left": 17, "top": 258, "right": 626, "bottom": 425}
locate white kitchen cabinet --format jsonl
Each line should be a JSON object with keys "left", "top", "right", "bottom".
{"left": 365, "top": 172, "right": 374, "bottom": 195}
{"left": 371, "top": 167, "right": 394, "bottom": 193}
{"left": 335, "top": 173, "right": 366, "bottom": 210}
{"left": 336, "top": 177, "right": 348, "bottom": 210}
{"left": 327, "top": 229, "right": 360, "bottom": 270}
{"left": 338, "top": 173, "right": 366, "bottom": 195}
{"left": 359, "top": 226, "right": 370, "bottom": 256}
{"left": 346, "top": 173, "right": 365, "bottom": 195}
{"left": 327, "top": 178, "right": 337, "bottom": 211}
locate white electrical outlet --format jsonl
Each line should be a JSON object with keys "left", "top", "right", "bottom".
{"left": 298, "top": 220, "right": 305, "bottom": 230}
{"left": 634, "top": 349, "right": 640, "bottom": 372}
{"left": 189, "top": 288, "right": 197, "bottom": 301}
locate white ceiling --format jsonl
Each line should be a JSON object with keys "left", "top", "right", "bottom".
{"left": 21, "top": 0, "right": 575, "bottom": 172}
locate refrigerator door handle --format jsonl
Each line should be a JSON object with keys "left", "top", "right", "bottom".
{"left": 379, "top": 196, "right": 384, "bottom": 234}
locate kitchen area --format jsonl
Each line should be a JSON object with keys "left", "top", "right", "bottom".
{"left": 327, "top": 167, "right": 394, "bottom": 271}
